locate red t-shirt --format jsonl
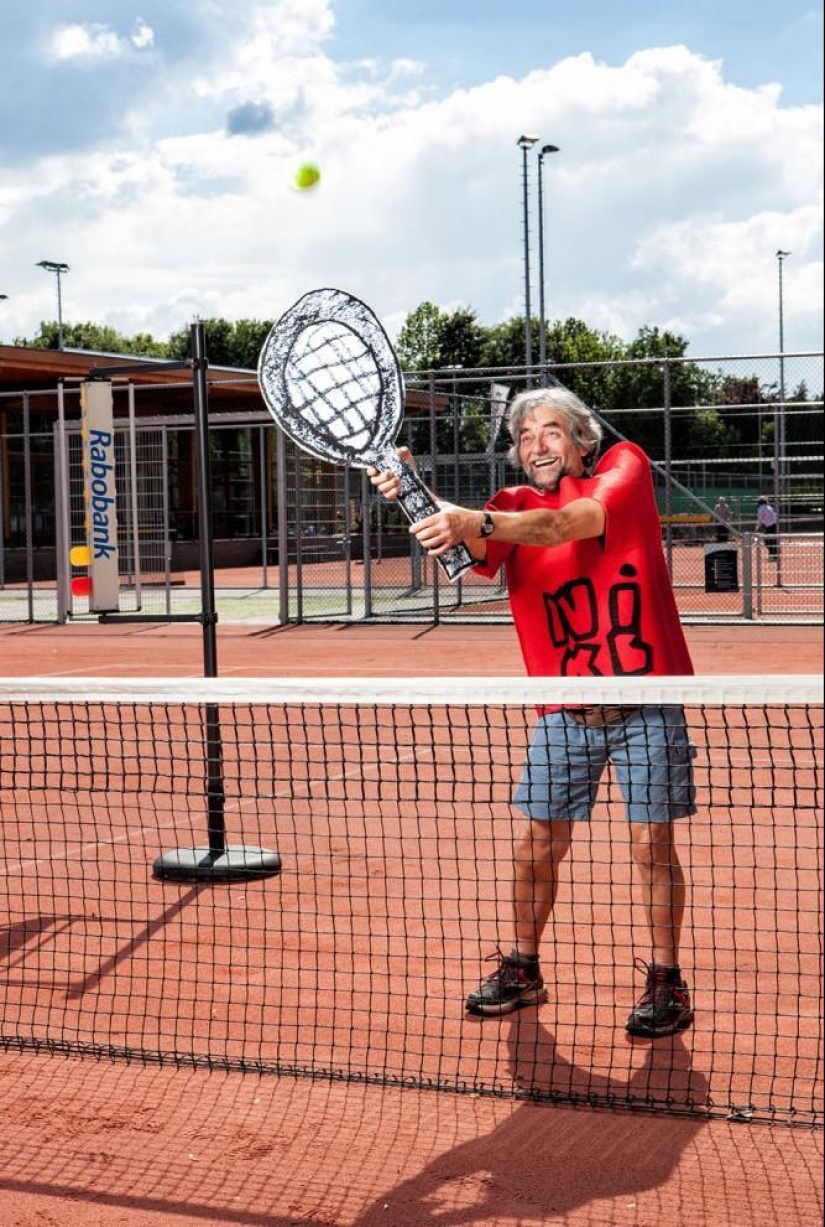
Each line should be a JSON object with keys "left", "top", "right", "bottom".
{"left": 473, "top": 441, "right": 693, "bottom": 678}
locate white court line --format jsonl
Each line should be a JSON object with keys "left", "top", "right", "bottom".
{"left": 13, "top": 667, "right": 221, "bottom": 680}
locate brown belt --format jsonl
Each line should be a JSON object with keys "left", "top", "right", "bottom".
{"left": 567, "top": 705, "right": 640, "bottom": 727}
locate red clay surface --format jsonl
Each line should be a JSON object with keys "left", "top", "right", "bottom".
{"left": 0, "top": 621, "right": 822, "bottom": 1227}
{"left": 0, "top": 621, "right": 821, "bottom": 678}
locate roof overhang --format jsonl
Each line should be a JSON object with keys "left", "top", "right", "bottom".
{"left": 0, "top": 345, "right": 445, "bottom": 416}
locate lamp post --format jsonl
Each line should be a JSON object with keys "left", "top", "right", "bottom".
{"left": 537, "top": 143, "right": 560, "bottom": 371}
{"left": 36, "top": 260, "right": 70, "bottom": 350}
{"left": 775, "top": 250, "right": 790, "bottom": 531}
{"left": 517, "top": 135, "right": 539, "bottom": 375}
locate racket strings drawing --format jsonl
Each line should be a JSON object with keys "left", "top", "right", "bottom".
{"left": 258, "top": 288, "right": 475, "bottom": 582}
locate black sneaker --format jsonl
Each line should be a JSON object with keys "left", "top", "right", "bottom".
{"left": 466, "top": 950, "right": 548, "bottom": 1016}
{"left": 625, "top": 959, "right": 694, "bottom": 1037}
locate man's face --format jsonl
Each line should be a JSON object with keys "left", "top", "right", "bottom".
{"left": 517, "top": 406, "right": 589, "bottom": 490}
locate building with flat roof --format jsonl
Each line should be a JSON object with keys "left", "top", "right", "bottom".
{"left": 0, "top": 344, "right": 446, "bottom": 581}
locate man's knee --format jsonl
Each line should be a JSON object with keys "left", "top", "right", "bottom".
{"left": 515, "top": 819, "right": 572, "bottom": 864}
{"left": 630, "top": 822, "right": 676, "bottom": 869}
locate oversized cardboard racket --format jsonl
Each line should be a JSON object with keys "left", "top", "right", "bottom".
{"left": 257, "top": 287, "right": 475, "bottom": 582}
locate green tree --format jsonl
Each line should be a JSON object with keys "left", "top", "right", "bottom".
{"left": 395, "top": 302, "right": 486, "bottom": 372}
{"left": 231, "top": 318, "right": 275, "bottom": 368}
{"left": 688, "top": 409, "right": 729, "bottom": 458}
{"left": 602, "top": 326, "right": 727, "bottom": 460}
{"left": 395, "top": 302, "right": 446, "bottom": 371}
{"left": 543, "top": 318, "right": 625, "bottom": 414}
{"left": 435, "top": 308, "right": 486, "bottom": 370}
{"left": 167, "top": 318, "right": 235, "bottom": 364}
{"left": 478, "top": 317, "right": 530, "bottom": 369}
{"left": 16, "top": 320, "right": 169, "bottom": 356}
{"left": 166, "top": 317, "right": 273, "bottom": 367}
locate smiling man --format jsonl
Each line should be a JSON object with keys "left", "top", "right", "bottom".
{"left": 368, "top": 385, "right": 697, "bottom": 1038}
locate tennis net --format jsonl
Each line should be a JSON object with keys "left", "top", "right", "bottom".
{"left": 1, "top": 675, "right": 822, "bottom": 1125}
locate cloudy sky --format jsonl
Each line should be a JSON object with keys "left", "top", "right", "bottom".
{"left": 0, "top": 0, "right": 822, "bottom": 358}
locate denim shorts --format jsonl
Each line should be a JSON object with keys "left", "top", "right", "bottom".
{"left": 513, "top": 705, "right": 697, "bottom": 824}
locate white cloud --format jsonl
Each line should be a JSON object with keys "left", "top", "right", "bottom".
{"left": 48, "top": 23, "right": 126, "bottom": 61}
{"left": 2, "top": 20, "right": 822, "bottom": 359}
{"left": 47, "top": 19, "right": 155, "bottom": 61}
{"left": 194, "top": 0, "right": 335, "bottom": 96}
{"left": 131, "top": 20, "right": 155, "bottom": 51}
{"left": 630, "top": 198, "right": 824, "bottom": 351}
{"left": 388, "top": 59, "right": 426, "bottom": 81}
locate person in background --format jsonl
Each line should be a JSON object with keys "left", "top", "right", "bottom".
{"left": 756, "top": 496, "right": 779, "bottom": 560}
{"left": 713, "top": 497, "right": 733, "bottom": 542}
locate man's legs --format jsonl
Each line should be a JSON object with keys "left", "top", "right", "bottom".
{"left": 626, "top": 820, "right": 693, "bottom": 1037}
{"left": 628, "top": 821, "right": 685, "bottom": 967}
{"left": 465, "top": 818, "right": 572, "bottom": 1015}
{"left": 614, "top": 707, "right": 695, "bottom": 1038}
{"left": 512, "top": 818, "right": 573, "bottom": 958}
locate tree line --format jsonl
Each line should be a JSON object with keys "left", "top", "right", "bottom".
{"left": 16, "top": 307, "right": 820, "bottom": 464}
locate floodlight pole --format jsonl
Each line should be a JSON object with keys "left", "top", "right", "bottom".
{"left": 774, "top": 250, "right": 790, "bottom": 533}
{"left": 36, "top": 261, "right": 70, "bottom": 350}
{"left": 518, "top": 135, "right": 539, "bottom": 378}
{"left": 537, "top": 144, "right": 559, "bottom": 371}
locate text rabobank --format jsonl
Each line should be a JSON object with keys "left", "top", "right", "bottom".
{"left": 88, "top": 429, "right": 117, "bottom": 559}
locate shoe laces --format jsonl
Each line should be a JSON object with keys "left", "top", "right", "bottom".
{"left": 481, "top": 948, "right": 527, "bottom": 987}
{"left": 634, "top": 957, "right": 678, "bottom": 1007}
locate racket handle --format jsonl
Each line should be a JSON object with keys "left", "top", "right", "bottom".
{"left": 386, "top": 455, "right": 477, "bottom": 583}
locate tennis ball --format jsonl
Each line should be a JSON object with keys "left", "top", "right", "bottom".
{"left": 293, "top": 162, "right": 321, "bottom": 191}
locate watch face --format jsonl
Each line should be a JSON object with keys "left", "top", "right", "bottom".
{"left": 480, "top": 512, "right": 494, "bottom": 537}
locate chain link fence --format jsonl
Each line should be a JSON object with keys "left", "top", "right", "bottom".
{"left": 0, "top": 352, "right": 821, "bottom": 625}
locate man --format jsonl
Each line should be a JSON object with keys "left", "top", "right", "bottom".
{"left": 713, "top": 496, "right": 734, "bottom": 542}
{"left": 756, "top": 496, "right": 779, "bottom": 560}
{"left": 368, "top": 387, "right": 696, "bottom": 1039}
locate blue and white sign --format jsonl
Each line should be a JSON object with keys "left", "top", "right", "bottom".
{"left": 81, "top": 381, "right": 120, "bottom": 612}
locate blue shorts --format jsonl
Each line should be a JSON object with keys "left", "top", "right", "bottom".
{"left": 513, "top": 706, "right": 697, "bottom": 824}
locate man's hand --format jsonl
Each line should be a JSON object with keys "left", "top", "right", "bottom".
{"left": 366, "top": 449, "right": 485, "bottom": 558}
{"left": 408, "top": 505, "right": 484, "bottom": 557}
{"left": 366, "top": 447, "right": 415, "bottom": 501}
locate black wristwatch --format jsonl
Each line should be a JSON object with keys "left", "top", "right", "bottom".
{"left": 478, "top": 511, "right": 495, "bottom": 538}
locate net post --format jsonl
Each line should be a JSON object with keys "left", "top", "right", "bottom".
{"left": 192, "top": 323, "right": 219, "bottom": 682}
{"left": 276, "top": 420, "right": 290, "bottom": 624}
{"left": 428, "top": 372, "right": 440, "bottom": 624}
{"left": 153, "top": 323, "right": 281, "bottom": 882}
{"left": 192, "top": 323, "right": 225, "bottom": 855}
{"left": 741, "top": 532, "right": 754, "bottom": 619}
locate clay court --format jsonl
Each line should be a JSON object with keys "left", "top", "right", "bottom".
{"left": 0, "top": 620, "right": 822, "bottom": 1227}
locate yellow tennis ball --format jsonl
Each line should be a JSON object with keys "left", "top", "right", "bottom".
{"left": 293, "top": 162, "right": 321, "bottom": 191}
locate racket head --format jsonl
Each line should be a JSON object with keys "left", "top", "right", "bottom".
{"left": 257, "top": 287, "right": 404, "bottom": 468}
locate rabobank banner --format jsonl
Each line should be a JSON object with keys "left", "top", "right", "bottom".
{"left": 80, "top": 381, "right": 120, "bottom": 612}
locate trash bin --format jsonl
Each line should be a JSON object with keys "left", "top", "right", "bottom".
{"left": 704, "top": 543, "right": 739, "bottom": 593}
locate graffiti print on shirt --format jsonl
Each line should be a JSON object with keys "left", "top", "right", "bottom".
{"left": 542, "top": 564, "right": 654, "bottom": 676}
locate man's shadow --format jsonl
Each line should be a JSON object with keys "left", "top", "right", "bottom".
{"left": 351, "top": 1013, "right": 709, "bottom": 1226}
